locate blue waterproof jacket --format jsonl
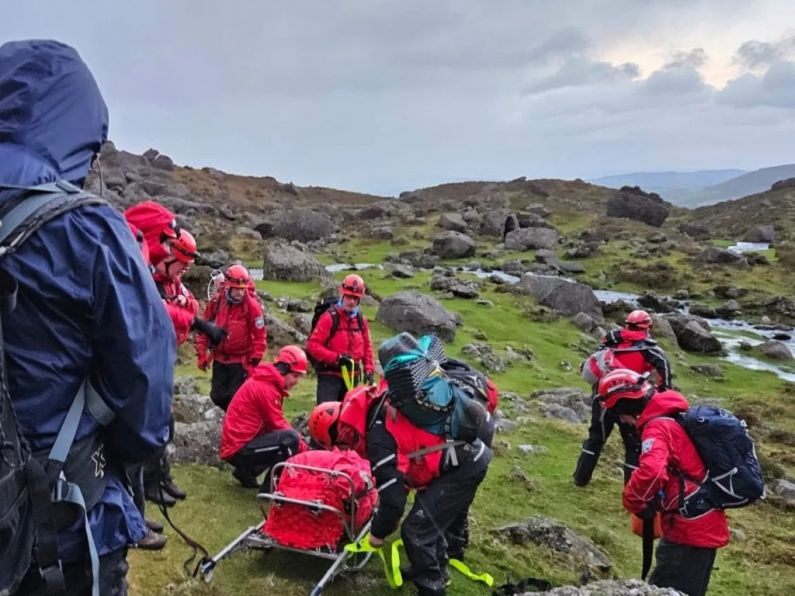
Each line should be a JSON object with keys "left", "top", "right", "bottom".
{"left": 0, "top": 40, "right": 175, "bottom": 559}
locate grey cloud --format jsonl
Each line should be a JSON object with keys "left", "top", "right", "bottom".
{"left": 665, "top": 48, "right": 708, "bottom": 69}
{"left": 735, "top": 35, "right": 795, "bottom": 68}
{"left": 523, "top": 57, "right": 639, "bottom": 94}
{"left": 718, "top": 60, "right": 795, "bottom": 108}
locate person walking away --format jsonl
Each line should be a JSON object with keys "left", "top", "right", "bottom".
{"left": 574, "top": 309, "right": 673, "bottom": 486}
{"left": 596, "top": 369, "right": 729, "bottom": 596}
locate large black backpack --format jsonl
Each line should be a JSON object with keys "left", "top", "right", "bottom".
{"left": 307, "top": 295, "right": 364, "bottom": 370}
{"left": 670, "top": 405, "right": 765, "bottom": 518}
{"left": 0, "top": 181, "right": 113, "bottom": 595}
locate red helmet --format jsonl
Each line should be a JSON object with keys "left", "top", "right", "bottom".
{"left": 170, "top": 229, "right": 198, "bottom": 263}
{"left": 308, "top": 401, "right": 342, "bottom": 450}
{"left": 274, "top": 345, "right": 308, "bottom": 375}
{"left": 340, "top": 274, "right": 365, "bottom": 298}
{"left": 625, "top": 309, "right": 652, "bottom": 330}
{"left": 597, "top": 368, "right": 654, "bottom": 413}
{"left": 225, "top": 264, "right": 250, "bottom": 289}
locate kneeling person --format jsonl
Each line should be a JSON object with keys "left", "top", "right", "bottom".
{"left": 220, "top": 346, "right": 309, "bottom": 489}
{"left": 309, "top": 391, "right": 491, "bottom": 596}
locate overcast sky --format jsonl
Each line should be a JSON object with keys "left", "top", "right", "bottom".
{"left": 3, "top": 1, "right": 794, "bottom": 195}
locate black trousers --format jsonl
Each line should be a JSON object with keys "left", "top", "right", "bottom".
{"left": 573, "top": 397, "right": 640, "bottom": 486}
{"left": 229, "top": 429, "right": 302, "bottom": 480}
{"left": 127, "top": 463, "right": 145, "bottom": 515}
{"left": 16, "top": 547, "right": 129, "bottom": 596}
{"left": 401, "top": 442, "right": 492, "bottom": 596}
{"left": 649, "top": 539, "right": 718, "bottom": 596}
{"left": 211, "top": 361, "right": 248, "bottom": 411}
{"left": 316, "top": 374, "right": 347, "bottom": 405}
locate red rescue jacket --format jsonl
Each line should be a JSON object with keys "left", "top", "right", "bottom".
{"left": 623, "top": 390, "right": 730, "bottom": 549}
{"left": 306, "top": 305, "right": 374, "bottom": 377}
{"left": 153, "top": 272, "right": 198, "bottom": 345}
{"left": 603, "top": 329, "right": 672, "bottom": 389}
{"left": 220, "top": 363, "right": 308, "bottom": 460}
{"left": 384, "top": 405, "right": 445, "bottom": 490}
{"left": 123, "top": 201, "right": 177, "bottom": 267}
{"left": 197, "top": 291, "right": 267, "bottom": 365}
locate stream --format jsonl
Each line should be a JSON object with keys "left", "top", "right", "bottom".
{"left": 251, "top": 259, "right": 794, "bottom": 382}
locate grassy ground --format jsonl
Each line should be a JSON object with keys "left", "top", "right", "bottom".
{"left": 130, "top": 232, "right": 795, "bottom": 595}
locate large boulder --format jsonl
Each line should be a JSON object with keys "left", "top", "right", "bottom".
{"left": 264, "top": 312, "right": 307, "bottom": 348}
{"left": 172, "top": 420, "right": 222, "bottom": 467}
{"left": 493, "top": 515, "right": 612, "bottom": 578}
{"left": 262, "top": 243, "right": 327, "bottom": 281}
{"left": 607, "top": 186, "right": 669, "bottom": 227}
{"left": 268, "top": 208, "right": 337, "bottom": 242}
{"left": 377, "top": 291, "right": 459, "bottom": 341}
{"left": 437, "top": 213, "right": 468, "bottom": 233}
{"left": 759, "top": 340, "right": 793, "bottom": 360}
{"left": 744, "top": 225, "right": 774, "bottom": 243}
{"left": 513, "top": 275, "right": 603, "bottom": 322}
{"left": 504, "top": 227, "right": 560, "bottom": 251}
{"left": 537, "top": 579, "right": 680, "bottom": 595}
{"left": 699, "top": 246, "right": 747, "bottom": 265}
{"left": 431, "top": 231, "right": 476, "bottom": 259}
{"left": 668, "top": 317, "right": 723, "bottom": 354}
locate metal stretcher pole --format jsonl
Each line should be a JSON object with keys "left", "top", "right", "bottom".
{"left": 310, "top": 522, "right": 373, "bottom": 596}
{"left": 199, "top": 522, "right": 265, "bottom": 581}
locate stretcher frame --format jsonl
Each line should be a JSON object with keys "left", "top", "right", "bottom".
{"left": 198, "top": 461, "right": 374, "bottom": 596}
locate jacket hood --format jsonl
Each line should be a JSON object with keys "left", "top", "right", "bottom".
{"left": 0, "top": 40, "right": 108, "bottom": 187}
{"left": 250, "top": 362, "right": 288, "bottom": 395}
{"left": 637, "top": 389, "right": 690, "bottom": 429}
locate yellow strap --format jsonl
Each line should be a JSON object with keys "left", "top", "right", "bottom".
{"left": 343, "top": 536, "right": 404, "bottom": 589}
{"left": 449, "top": 558, "right": 494, "bottom": 587}
{"left": 341, "top": 364, "right": 353, "bottom": 391}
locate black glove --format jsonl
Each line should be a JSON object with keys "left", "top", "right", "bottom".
{"left": 337, "top": 354, "right": 354, "bottom": 369}
{"left": 364, "top": 372, "right": 374, "bottom": 385}
{"left": 603, "top": 329, "right": 622, "bottom": 346}
{"left": 192, "top": 317, "right": 228, "bottom": 347}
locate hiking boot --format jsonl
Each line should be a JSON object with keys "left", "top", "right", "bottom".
{"left": 145, "top": 517, "right": 164, "bottom": 533}
{"left": 134, "top": 528, "right": 167, "bottom": 550}
{"left": 144, "top": 484, "right": 177, "bottom": 507}
{"left": 232, "top": 467, "right": 259, "bottom": 489}
{"left": 161, "top": 480, "right": 187, "bottom": 500}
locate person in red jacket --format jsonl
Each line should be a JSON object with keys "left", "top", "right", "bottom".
{"left": 309, "top": 393, "right": 492, "bottom": 596}
{"left": 597, "top": 369, "right": 729, "bottom": 596}
{"left": 306, "top": 274, "right": 375, "bottom": 404}
{"left": 197, "top": 264, "right": 268, "bottom": 410}
{"left": 574, "top": 309, "right": 673, "bottom": 487}
{"left": 221, "top": 345, "right": 310, "bottom": 489}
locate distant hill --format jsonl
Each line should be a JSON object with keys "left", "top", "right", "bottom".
{"left": 591, "top": 169, "right": 746, "bottom": 196}
{"left": 683, "top": 164, "right": 795, "bottom": 206}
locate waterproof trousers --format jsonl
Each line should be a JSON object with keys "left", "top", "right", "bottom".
{"left": 401, "top": 441, "right": 492, "bottom": 596}
{"left": 16, "top": 547, "right": 129, "bottom": 595}
{"left": 143, "top": 414, "right": 175, "bottom": 497}
{"left": 649, "top": 539, "right": 717, "bottom": 596}
{"left": 573, "top": 397, "right": 640, "bottom": 486}
{"left": 210, "top": 361, "right": 248, "bottom": 411}
{"left": 316, "top": 373, "right": 347, "bottom": 404}
{"left": 228, "top": 428, "right": 303, "bottom": 487}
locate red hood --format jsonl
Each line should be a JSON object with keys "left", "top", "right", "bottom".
{"left": 249, "top": 362, "right": 288, "bottom": 396}
{"left": 619, "top": 329, "right": 649, "bottom": 343}
{"left": 637, "top": 389, "right": 689, "bottom": 429}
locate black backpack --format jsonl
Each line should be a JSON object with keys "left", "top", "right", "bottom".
{"left": 0, "top": 181, "right": 114, "bottom": 594}
{"left": 307, "top": 295, "right": 364, "bottom": 369}
{"left": 669, "top": 405, "right": 765, "bottom": 518}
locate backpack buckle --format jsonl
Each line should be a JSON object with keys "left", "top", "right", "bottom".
{"left": 39, "top": 560, "right": 65, "bottom": 591}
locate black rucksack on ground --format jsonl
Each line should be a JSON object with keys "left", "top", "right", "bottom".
{"left": 307, "top": 295, "right": 364, "bottom": 369}
{"left": 0, "top": 181, "right": 112, "bottom": 594}
{"left": 671, "top": 405, "right": 765, "bottom": 518}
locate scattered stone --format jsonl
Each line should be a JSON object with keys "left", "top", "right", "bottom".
{"left": 432, "top": 231, "right": 476, "bottom": 259}
{"left": 504, "top": 227, "right": 560, "bottom": 251}
{"left": 493, "top": 515, "right": 612, "bottom": 577}
{"left": 571, "top": 312, "right": 599, "bottom": 333}
{"left": 744, "top": 225, "right": 774, "bottom": 243}
{"left": 495, "top": 418, "right": 519, "bottom": 433}
{"left": 699, "top": 246, "right": 747, "bottom": 265}
{"left": 172, "top": 420, "right": 222, "bottom": 467}
{"left": 715, "top": 299, "right": 742, "bottom": 318}
{"left": 430, "top": 273, "right": 480, "bottom": 299}
{"left": 537, "top": 579, "right": 680, "bottom": 595}
{"left": 731, "top": 528, "right": 747, "bottom": 542}
{"left": 513, "top": 275, "right": 603, "bottom": 322}
{"left": 517, "top": 444, "right": 549, "bottom": 455}
{"left": 262, "top": 242, "right": 328, "bottom": 282}
{"left": 383, "top": 263, "right": 415, "bottom": 278}
{"left": 507, "top": 465, "right": 537, "bottom": 492}
{"left": 689, "top": 304, "right": 718, "bottom": 318}
{"left": 475, "top": 299, "right": 494, "bottom": 308}
{"left": 759, "top": 340, "right": 793, "bottom": 360}
{"left": 739, "top": 341, "right": 753, "bottom": 351}
{"left": 770, "top": 478, "right": 795, "bottom": 502}
{"left": 690, "top": 364, "right": 724, "bottom": 379}
{"left": 531, "top": 388, "right": 591, "bottom": 424}
{"left": 461, "top": 343, "right": 507, "bottom": 372}
{"left": 437, "top": 212, "right": 468, "bottom": 233}
{"left": 377, "top": 291, "right": 460, "bottom": 341}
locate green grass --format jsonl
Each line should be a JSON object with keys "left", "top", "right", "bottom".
{"left": 132, "top": 235, "right": 795, "bottom": 595}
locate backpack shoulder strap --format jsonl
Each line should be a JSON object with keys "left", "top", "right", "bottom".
{"left": 0, "top": 180, "right": 108, "bottom": 257}
{"left": 327, "top": 308, "right": 340, "bottom": 342}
